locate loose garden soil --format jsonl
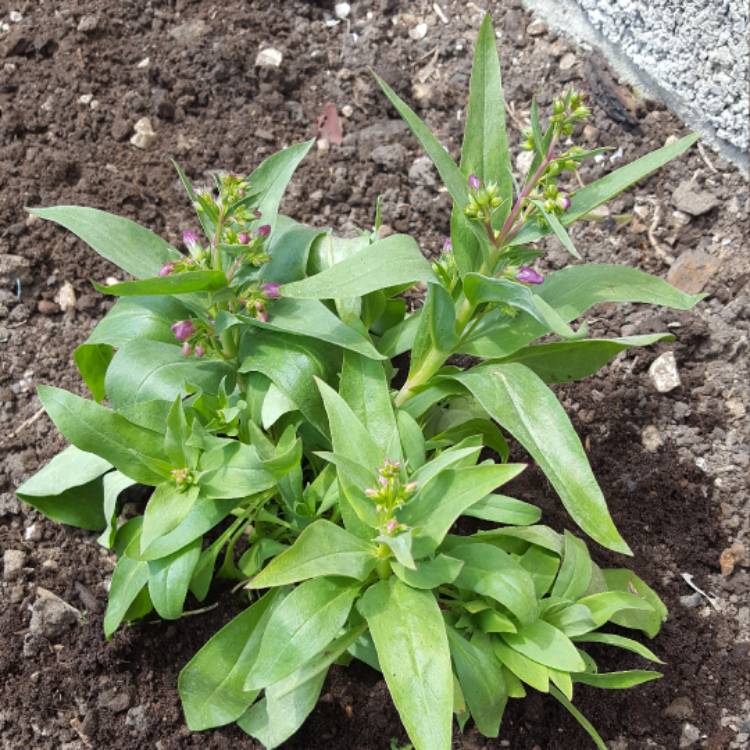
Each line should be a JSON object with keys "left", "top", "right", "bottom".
{"left": 1, "top": 1, "right": 748, "bottom": 749}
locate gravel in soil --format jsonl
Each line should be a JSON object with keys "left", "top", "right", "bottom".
{"left": 1, "top": 1, "right": 748, "bottom": 748}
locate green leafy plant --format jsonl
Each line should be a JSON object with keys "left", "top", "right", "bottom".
{"left": 17, "top": 14, "right": 702, "bottom": 750}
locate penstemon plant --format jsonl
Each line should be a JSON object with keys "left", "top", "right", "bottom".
{"left": 17, "top": 15, "right": 703, "bottom": 750}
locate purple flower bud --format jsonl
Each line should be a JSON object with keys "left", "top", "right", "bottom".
{"left": 181, "top": 342, "right": 192, "bottom": 357}
{"left": 261, "top": 282, "right": 281, "bottom": 300}
{"left": 256, "top": 307, "right": 269, "bottom": 323}
{"left": 468, "top": 174, "right": 480, "bottom": 190}
{"left": 194, "top": 345, "right": 205, "bottom": 358}
{"left": 171, "top": 319, "right": 195, "bottom": 341}
{"left": 158, "top": 262, "right": 174, "bottom": 277}
{"left": 443, "top": 238, "right": 452, "bottom": 253}
{"left": 516, "top": 266, "right": 544, "bottom": 285}
{"left": 254, "top": 209, "right": 262, "bottom": 219}
{"left": 238, "top": 232, "right": 250, "bottom": 245}
{"left": 377, "top": 475, "right": 389, "bottom": 487}
{"left": 256, "top": 224, "right": 271, "bottom": 238}
{"left": 385, "top": 518, "right": 398, "bottom": 534}
{"left": 182, "top": 230, "right": 199, "bottom": 250}
{"left": 558, "top": 194, "right": 571, "bottom": 211}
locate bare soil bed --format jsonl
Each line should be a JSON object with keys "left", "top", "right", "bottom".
{"left": 1, "top": 1, "right": 748, "bottom": 749}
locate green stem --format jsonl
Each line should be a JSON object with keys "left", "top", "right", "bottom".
{"left": 394, "top": 140, "right": 559, "bottom": 409}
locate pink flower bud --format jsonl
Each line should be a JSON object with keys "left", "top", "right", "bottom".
{"left": 171, "top": 319, "right": 195, "bottom": 341}
{"left": 385, "top": 519, "right": 398, "bottom": 534}
{"left": 254, "top": 209, "right": 262, "bottom": 218}
{"left": 256, "top": 224, "right": 271, "bottom": 238}
{"left": 158, "top": 262, "right": 174, "bottom": 277}
{"left": 365, "top": 488, "right": 379, "bottom": 498}
{"left": 404, "top": 482, "right": 417, "bottom": 493}
{"left": 377, "top": 475, "right": 389, "bottom": 487}
{"left": 468, "top": 174, "right": 480, "bottom": 190}
{"left": 558, "top": 194, "right": 571, "bottom": 211}
{"left": 181, "top": 342, "right": 192, "bottom": 357}
{"left": 516, "top": 266, "right": 544, "bottom": 285}
{"left": 238, "top": 232, "right": 250, "bottom": 245}
{"left": 261, "top": 282, "right": 281, "bottom": 300}
{"left": 194, "top": 345, "right": 205, "bottom": 358}
{"left": 256, "top": 307, "right": 269, "bottom": 323}
{"left": 182, "top": 230, "right": 199, "bottom": 250}
{"left": 443, "top": 238, "right": 452, "bottom": 253}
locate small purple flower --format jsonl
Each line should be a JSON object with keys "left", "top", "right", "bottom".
{"left": 468, "top": 174, "right": 480, "bottom": 190}
{"left": 261, "top": 282, "right": 281, "bottom": 300}
{"left": 377, "top": 475, "right": 389, "bottom": 487}
{"left": 558, "top": 194, "right": 571, "bottom": 211}
{"left": 516, "top": 266, "right": 544, "bottom": 285}
{"left": 158, "top": 262, "right": 174, "bottom": 277}
{"left": 181, "top": 342, "right": 192, "bottom": 357}
{"left": 171, "top": 319, "right": 195, "bottom": 341}
{"left": 256, "top": 224, "right": 271, "bottom": 238}
{"left": 443, "top": 237, "right": 452, "bottom": 253}
{"left": 194, "top": 344, "right": 205, "bottom": 358}
{"left": 385, "top": 519, "right": 399, "bottom": 534}
{"left": 182, "top": 230, "right": 199, "bottom": 250}
{"left": 238, "top": 232, "right": 250, "bottom": 245}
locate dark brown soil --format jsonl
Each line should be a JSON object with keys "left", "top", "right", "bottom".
{"left": 1, "top": 1, "right": 748, "bottom": 749}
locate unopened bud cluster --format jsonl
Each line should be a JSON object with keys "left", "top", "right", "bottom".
{"left": 432, "top": 237, "right": 459, "bottom": 291}
{"left": 170, "top": 466, "right": 196, "bottom": 492}
{"left": 171, "top": 319, "right": 209, "bottom": 358}
{"left": 464, "top": 174, "right": 504, "bottom": 223}
{"left": 364, "top": 459, "right": 417, "bottom": 537}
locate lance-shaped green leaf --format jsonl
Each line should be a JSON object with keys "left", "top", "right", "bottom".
{"left": 492, "top": 638, "right": 549, "bottom": 692}
{"left": 449, "top": 542, "right": 538, "bottom": 625}
{"left": 28, "top": 205, "right": 180, "bottom": 278}
{"left": 491, "top": 334, "right": 674, "bottom": 384}
{"left": 572, "top": 670, "right": 662, "bottom": 689}
{"left": 16, "top": 445, "right": 112, "bottom": 530}
{"left": 461, "top": 14, "right": 512, "bottom": 221}
{"left": 600, "top": 568, "right": 668, "bottom": 637}
{"left": 198, "top": 441, "right": 277, "bottom": 499}
{"left": 178, "top": 589, "right": 282, "bottom": 730}
{"left": 245, "top": 577, "right": 359, "bottom": 690}
{"left": 410, "top": 283, "right": 458, "bottom": 376}
{"left": 532, "top": 200, "right": 580, "bottom": 259}
{"left": 237, "top": 668, "right": 327, "bottom": 750}
{"left": 247, "top": 140, "right": 314, "bottom": 230}
{"left": 571, "top": 633, "right": 664, "bottom": 664}
{"left": 262, "top": 215, "right": 325, "bottom": 284}
{"left": 463, "top": 274, "right": 582, "bottom": 339}
{"left": 104, "top": 340, "right": 231, "bottom": 408}
{"left": 98, "top": 471, "right": 136, "bottom": 547}
{"left": 104, "top": 534, "right": 150, "bottom": 638}
{"left": 38, "top": 385, "right": 166, "bottom": 486}
{"left": 520, "top": 545, "right": 561, "bottom": 597}
{"left": 358, "top": 578, "right": 453, "bottom": 750}
{"left": 463, "top": 494, "right": 541, "bottom": 526}
{"left": 316, "top": 378, "right": 384, "bottom": 469}
{"left": 501, "top": 620, "right": 586, "bottom": 672}
{"left": 249, "top": 520, "right": 377, "bottom": 588}
{"left": 512, "top": 133, "right": 700, "bottom": 246}
{"left": 340, "top": 350, "right": 400, "bottom": 455}
{"left": 253, "top": 298, "right": 385, "bottom": 359}
{"left": 147, "top": 538, "right": 202, "bottom": 620}
{"left": 391, "top": 554, "right": 463, "bottom": 589}
{"left": 74, "top": 344, "right": 114, "bottom": 403}
{"left": 452, "top": 363, "right": 631, "bottom": 554}
{"left": 240, "top": 329, "right": 337, "bottom": 437}
{"left": 93, "top": 270, "right": 227, "bottom": 297}
{"left": 578, "top": 591, "right": 655, "bottom": 629}
{"left": 545, "top": 604, "right": 597, "bottom": 637}
{"left": 141, "top": 483, "right": 200, "bottom": 553}
{"left": 551, "top": 530, "right": 593, "bottom": 602}
{"left": 447, "top": 629, "right": 507, "bottom": 737}
{"left": 402, "top": 464, "right": 525, "bottom": 558}
{"left": 281, "top": 234, "right": 436, "bottom": 299}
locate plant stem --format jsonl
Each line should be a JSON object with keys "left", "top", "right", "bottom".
{"left": 394, "top": 140, "right": 559, "bottom": 408}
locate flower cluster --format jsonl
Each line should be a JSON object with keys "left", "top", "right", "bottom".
{"left": 432, "top": 237, "right": 459, "bottom": 290}
{"left": 464, "top": 174, "right": 504, "bottom": 222}
{"left": 170, "top": 467, "right": 196, "bottom": 492}
{"left": 171, "top": 319, "right": 208, "bottom": 357}
{"left": 364, "top": 460, "right": 417, "bottom": 537}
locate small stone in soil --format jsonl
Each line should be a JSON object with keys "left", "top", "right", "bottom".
{"left": 255, "top": 47, "right": 283, "bottom": 68}
{"left": 77, "top": 15, "right": 99, "bottom": 33}
{"left": 527, "top": 18, "right": 547, "bottom": 36}
{"left": 667, "top": 249, "right": 719, "bottom": 294}
{"left": 679, "top": 592, "right": 702, "bottom": 608}
{"left": 24, "top": 522, "right": 43, "bottom": 541}
{"left": 0, "top": 253, "right": 32, "bottom": 285}
{"left": 98, "top": 687, "right": 132, "bottom": 713}
{"left": 125, "top": 704, "right": 149, "bottom": 733}
{"left": 641, "top": 425, "right": 664, "bottom": 452}
{"left": 37, "top": 299, "right": 60, "bottom": 316}
{"left": 672, "top": 180, "right": 720, "bottom": 217}
{"left": 648, "top": 351, "right": 681, "bottom": 393}
{"left": 663, "top": 696, "right": 694, "bottom": 720}
{"left": 408, "top": 155, "right": 437, "bottom": 187}
{"left": 559, "top": 52, "right": 577, "bottom": 70}
{"left": 130, "top": 117, "right": 157, "bottom": 150}
{"left": 29, "top": 587, "right": 81, "bottom": 639}
{"left": 56, "top": 281, "right": 77, "bottom": 312}
{"left": 679, "top": 722, "right": 701, "bottom": 748}
{"left": 0, "top": 492, "right": 21, "bottom": 515}
{"left": 2, "top": 549, "right": 26, "bottom": 581}
{"left": 370, "top": 143, "right": 407, "bottom": 170}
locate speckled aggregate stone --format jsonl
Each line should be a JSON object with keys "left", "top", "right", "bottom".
{"left": 576, "top": 0, "right": 748, "bottom": 151}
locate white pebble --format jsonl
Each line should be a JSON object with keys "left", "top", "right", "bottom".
{"left": 9, "top": 10, "right": 23, "bottom": 23}
{"left": 78, "top": 93, "right": 93, "bottom": 105}
{"left": 136, "top": 57, "right": 150, "bottom": 69}
{"left": 409, "top": 22, "right": 428, "bottom": 41}
{"left": 255, "top": 47, "right": 283, "bottom": 68}
{"left": 648, "top": 351, "right": 681, "bottom": 393}
{"left": 341, "top": 104, "right": 354, "bottom": 118}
